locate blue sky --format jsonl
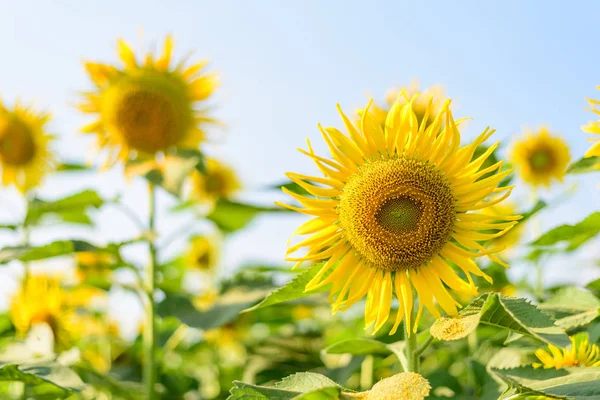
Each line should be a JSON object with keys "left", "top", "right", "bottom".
{"left": 1, "top": 1, "right": 600, "bottom": 318}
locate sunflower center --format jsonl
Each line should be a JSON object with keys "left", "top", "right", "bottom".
{"left": 530, "top": 149, "right": 554, "bottom": 171}
{"left": 339, "top": 157, "right": 456, "bottom": 271}
{"left": 195, "top": 251, "right": 211, "bottom": 269}
{"left": 103, "top": 76, "right": 190, "bottom": 154}
{"left": 0, "top": 117, "right": 36, "bottom": 166}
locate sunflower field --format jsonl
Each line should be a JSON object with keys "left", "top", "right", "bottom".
{"left": 1, "top": 3, "right": 600, "bottom": 400}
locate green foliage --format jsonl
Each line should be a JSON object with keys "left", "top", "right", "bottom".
{"left": 0, "top": 240, "right": 102, "bottom": 264}
{"left": 462, "top": 294, "right": 570, "bottom": 347}
{"left": 228, "top": 373, "right": 349, "bottom": 400}
{"left": 493, "top": 367, "right": 600, "bottom": 400}
{"left": 25, "top": 190, "right": 104, "bottom": 226}
{"left": 243, "top": 264, "right": 328, "bottom": 313}
{"left": 0, "top": 363, "right": 84, "bottom": 398}
{"left": 158, "top": 286, "right": 271, "bottom": 331}
{"left": 566, "top": 155, "right": 600, "bottom": 174}
{"left": 532, "top": 212, "right": 600, "bottom": 250}
{"left": 207, "top": 199, "right": 288, "bottom": 234}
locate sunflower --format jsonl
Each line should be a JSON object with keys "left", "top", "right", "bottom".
{"left": 582, "top": 91, "right": 600, "bottom": 158}
{"left": 189, "top": 157, "right": 241, "bottom": 204}
{"left": 78, "top": 35, "right": 218, "bottom": 166}
{"left": 359, "top": 82, "right": 447, "bottom": 129}
{"left": 533, "top": 335, "right": 600, "bottom": 369}
{"left": 75, "top": 251, "right": 116, "bottom": 282}
{"left": 510, "top": 127, "right": 570, "bottom": 188}
{"left": 185, "top": 235, "right": 220, "bottom": 273}
{"left": 0, "top": 99, "right": 54, "bottom": 192}
{"left": 278, "top": 95, "right": 519, "bottom": 335}
{"left": 481, "top": 202, "right": 524, "bottom": 255}
{"left": 9, "top": 275, "right": 77, "bottom": 351}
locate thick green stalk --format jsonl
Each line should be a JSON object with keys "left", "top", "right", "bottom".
{"left": 143, "top": 183, "right": 158, "bottom": 400}
{"left": 404, "top": 305, "right": 420, "bottom": 373}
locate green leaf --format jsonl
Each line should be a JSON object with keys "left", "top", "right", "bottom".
{"left": 0, "top": 224, "right": 18, "bottom": 230}
{"left": 292, "top": 387, "right": 342, "bottom": 399}
{"left": 271, "top": 180, "right": 311, "bottom": 196}
{"left": 274, "top": 372, "right": 342, "bottom": 392}
{"left": 0, "top": 240, "right": 102, "bottom": 264}
{"left": 242, "top": 264, "right": 328, "bottom": 313}
{"left": 324, "top": 339, "right": 394, "bottom": 356}
{"left": 520, "top": 201, "right": 547, "bottom": 223}
{"left": 56, "top": 162, "right": 92, "bottom": 172}
{"left": 462, "top": 294, "right": 570, "bottom": 347}
{"left": 207, "top": 199, "right": 288, "bottom": 234}
{"left": 227, "top": 381, "right": 298, "bottom": 400}
{"left": 25, "top": 190, "right": 104, "bottom": 226}
{"left": 586, "top": 278, "right": 600, "bottom": 298}
{"left": 531, "top": 212, "right": 600, "bottom": 251}
{"left": 228, "top": 373, "right": 347, "bottom": 400}
{"left": 539, "top": 287, "right": 600, "bottom": 330}
{"left": 566, "top": 156, "right": 600, "bottom": 174}
{"left": 157, "top": 287, "right": 270, "bottom": 331}
{"left": 73, "top": 366, "right": 142, "bottom": 400}
{"left": 0, "top": 364, "right": 84, "bottom": 396}
{"left": 493, "top": 367, "right": 600, "bottom": 400}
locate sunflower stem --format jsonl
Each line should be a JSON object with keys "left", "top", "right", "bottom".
{"left": 415, "top": 333, "right": 434, "bottom": 357}
{"left": 143, "top": 182, "right": 158, "bottom": 400}
{"left": 360, "top": 355, "right": 374, "bottom": 391}
{"left": 404, "top": 309, "right": 420, "bottom": 373}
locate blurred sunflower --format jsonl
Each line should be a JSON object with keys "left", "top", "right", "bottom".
{"left": 75, "top": 251, "right": 116, "bottom": 282}
{"left": 511, "top": 127, "right": 570, "bottom": 188}
{"left": 204, "top": 324, "right": 247, "bottom": 366}
{"left": 185, "top": 235, "right": 220, "bottom": 274}
{"left": 582, "top": 91, "right": 600, "bottom": 158}
{"left": 78, "top": 35, "right": 218, "bottom": 166}
{"left": 0, "top": 99, "right": 54, "bottom": 192}
{"left": 481, "top": 202, "right": 524, "bottom": 254}
{"left": 189, "top": 157, "right": 241, "bottom": 204}
{"left": 533, "top": 335, "right": 600, "bottom": 369}
{"left": 278, "top": 96, "right": 519, "bottom": 335}
{"left": 359, "top": 82, "right": 446, "bottom": 129}
{"left": 10, "top": 275, "right": 77, "bottom": 350}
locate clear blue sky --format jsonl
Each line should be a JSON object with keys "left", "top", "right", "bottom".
{"left": 1, "top": 1, "right": 600, "bottom": 315}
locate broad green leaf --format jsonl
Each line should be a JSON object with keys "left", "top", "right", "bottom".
{"left": 487, "top": 348, "right": 537, "bottom": 370}
{"left": 540, "top": 287, "right": 600, "bottom": 330}
{"left": 493, "top": 367, "right": 600, "bottom": 400}
{"left": 227, "top": 381, "right": 298, "bottom": 400}
{"left": 207, "top": 199, "right": 288, "bottom": 234}
{"left": 293, "top": 387, "right": 342, "bottom": 399}
{"left": 25, "top": 190, "right": 104, "bottom": 226}
{"left": 158, "top": 287, "right": 270, "bottom": 331}
{"left": 324, "top": 337, "right": 407, "bottom": 368}
{"left": 73, "top": 366, "right": 142, "bottom": 400}
{"left": 586, "top": 278, "right": 600, "bottom": 298}
{"left": 242, "top": 264, "right": 328, "bottom": 313}
{"left": 324, "top": 339, "right": 394, "bottom": 356}
{"left": 274, "top": 372, "right": 343, "bottom": 392}
{"left": 566, "top": 155, "right": 600, "bottom": 174}
{"left": 0, "top": 240, "right": 102, "bottom": 264}
{"left": 462, "top": 294, "right": 570, "bottom": 347}
{"left": 0, "top": 364, "right": 84, "bottom": 396}
{"left": 531, "top": 212, "right": 600, "bottom": 251}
